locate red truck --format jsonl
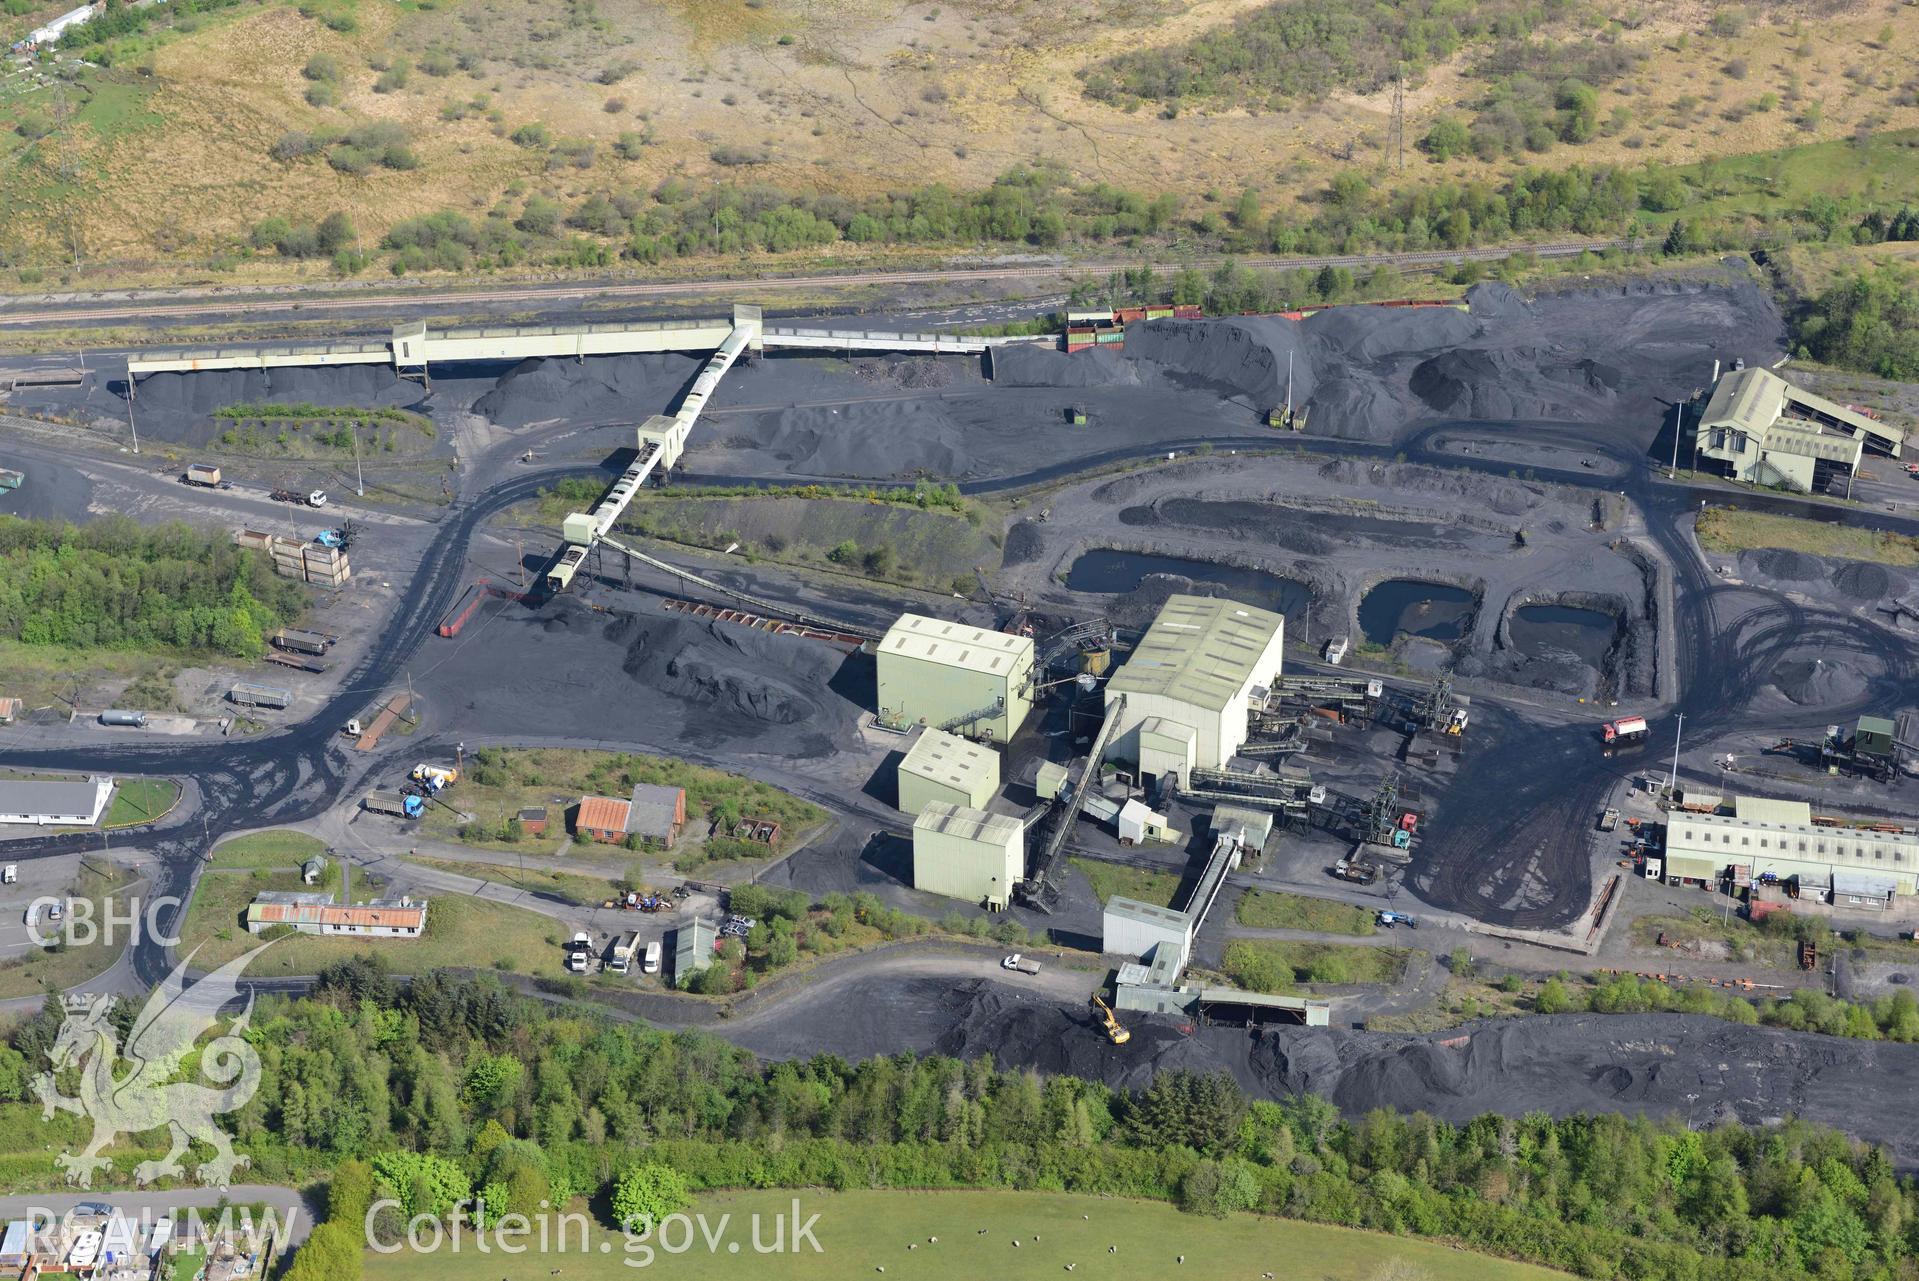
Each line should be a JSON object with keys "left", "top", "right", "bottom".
{"left": 1602, "top": 715, "right": 1649, "bottom": 749}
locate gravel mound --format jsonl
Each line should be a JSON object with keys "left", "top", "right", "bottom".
{"left": 474, "top": 352, "right": 697, "bottom": 428}
{"left": 1833, "top": 562, "right": 1897, "bottom": 601}
{"left": 1752, "top": 549, "right": 1823, "bottom": 581}
{"left": 1772, "top": 657, "right": 1869, "bottom": 707}
{"left": 1000, "top": 520, "right": 1045, "bottom": 567}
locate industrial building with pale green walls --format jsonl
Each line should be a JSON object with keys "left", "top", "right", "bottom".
{"left": 896, "top": 727, "right": 1000, "bottom": 816}
{"left": 1103, "top": 594, "right": 1286, "bottom": 785}
{"left": 876, "top": 613, "right": 1034, "bottom": 743}
{"left": 1693, "top": 366, "right": 1902, "bottom": 494}
{"left": 1662, "top": 795, "right": 1919, "bottom": 906}
{"left": 912, "top": 802, "right": 1025, "bottom": 909}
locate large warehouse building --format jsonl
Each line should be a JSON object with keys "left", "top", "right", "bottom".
{"left": 912, "top": 802, "right": 1025, "bottom": 909}
{"left": 1694, "top": 367, "right": 1902, "bottom": 493}
{"left": 1663, "top": 795, "right": 1919, "bottom": 906}
{"left": 1104, "top": 594, "right": 1286, "bottom": 784}
{"left": 876, "top": 613, "right": 1034, "bottom": 743}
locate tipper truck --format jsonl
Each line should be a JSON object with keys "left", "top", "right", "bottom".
{"left": 364, "top": 791, "right": 424, "bottom": 819}
{"left": 183, "top": 463, "right": 224, "bottom": 488}
{"left": 608, "top": 932, "right": 640, "bottom": 974}
{"left": 1602, "top": 715, "right": 1649, "bottom": 750}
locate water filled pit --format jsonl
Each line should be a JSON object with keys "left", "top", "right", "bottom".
{"left": 1358, "top": 580, "right": 1476, "bottom": 647}
{"left": 1065, "top": 550, "right": 1312, "bottom": 622}
{"left": 1508, "top": 604, "right": 1620, "bottom": 669}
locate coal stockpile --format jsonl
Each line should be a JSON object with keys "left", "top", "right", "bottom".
{"left": 123, "top": 366, "right": 425, "bottom": 446}
{"left": 921, "top": 991, "right": 1919, "bottom": 1165}
{"left": 474, "top": 352, "right": 700, "bottom": 428}
{"left": 1772, "top": 657, "right": 1870, "bottom": 707}
{"left": 986, "top": 277, "right": 1781, "bottom": 447}
{"left": 1753, "top": 549, "right": 1823, "bottom": 581}
{"left": 605, "top": 612, "right": 836, "bottom": 728}
{"left": 1833, "top": 561, "right": 1900, "bottom": 602}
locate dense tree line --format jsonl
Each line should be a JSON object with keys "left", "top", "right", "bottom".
{"left": 1796, "top": 264, "right": 1919, "bottom": 380}
{"left": 8, "top": 966, "right": 1919, "bottom": 1280}
{"left": 0, "top": 515, "right": 306, "bottom": 657}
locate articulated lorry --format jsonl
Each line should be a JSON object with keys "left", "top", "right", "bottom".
{"left": 364, "top": 791, "right": 425, "bottom": 819}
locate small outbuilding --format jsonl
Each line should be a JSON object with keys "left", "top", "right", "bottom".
{"left": 897, "top": 726, "right": 1000, "bottom": 815}
{"left": 516, "top": 806, "right": 549, "bottom": 837}
{"left": 675, "top": 918, "right": 719, "bottom": 982}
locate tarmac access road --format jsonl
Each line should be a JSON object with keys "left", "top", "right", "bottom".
{"left": 0, "top": 239, "right": 1631, "bottom": 332}
{"left": 2, "top": 401, "right": 1916, "bottom": 995}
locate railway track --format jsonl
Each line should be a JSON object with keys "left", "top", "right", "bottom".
{"left": 0, "top": 240, "right": 1630, "bottom": 329}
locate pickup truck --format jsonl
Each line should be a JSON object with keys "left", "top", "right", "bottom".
{"left": 565, "top": 931, "right": 593, "bottom": 973}
{"left": 1001, "top": 953, "right": 1041, "bottom": 975}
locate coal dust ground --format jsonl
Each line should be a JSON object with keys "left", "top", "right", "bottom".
{"left": 722, "top": 980, "right": 1919, "bottom": 1166}
{"left": 411, "top": 594, "right": 866, "bottom": 758}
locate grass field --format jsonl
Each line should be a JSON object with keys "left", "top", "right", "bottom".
{"left": 1069, "top": 857, "right": 1182, "bottom": 908}
{"left": 5, "top": 0, "right": 1917, "bottom": 286}
{"left": 180, "top": 871, "right": 566, "bottom": 976}
{"left": 207, "top": 829, "right": 327, "bottom": 869}
{"left": 360, "top": 1187, "right": 1568, "bottom": 1280}
{"left": 101, "top": 778, "right": 181, "bottom": 829}
{"left": 417, "top": 747, "right": 824, "bottom": 864}
{"left": 0, "top": 864, "right": 135, "bottom": 1000}
{"left": 1221, "top": 939, "right": 1411, "bottom": 992}
{"left": 1696, "top": 507, "right": 1919, "bottom": 566}
{"left": 1235, "top": 889, "right": 1375, "bottom": 935}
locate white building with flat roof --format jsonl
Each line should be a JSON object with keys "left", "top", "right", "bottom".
{"left": 0, "top": 775, "right": 113, "bottom": 827}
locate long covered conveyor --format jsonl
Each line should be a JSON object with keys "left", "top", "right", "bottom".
{"left": 545, "top": 307, "right": 761, "bottom": 591}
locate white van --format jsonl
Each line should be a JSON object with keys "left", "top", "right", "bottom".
{"left": 643, "top": 940, "right": 662, "bottom": 975}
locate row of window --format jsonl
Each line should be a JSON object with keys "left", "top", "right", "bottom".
{"left": 1679, "top": 827, "right": 1908, "bottom": 862}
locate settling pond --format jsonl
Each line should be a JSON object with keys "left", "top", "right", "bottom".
{"left": 1065, "top": 550, "right": 1311, "bottom": 621}
{"left": 1507, "top": 604, "right": 1619, "bottom": 669}
{"left": 1358, "top": 580, "right": 1476, "bottom": 646}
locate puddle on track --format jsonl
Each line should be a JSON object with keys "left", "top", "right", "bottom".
{"left": 1359, "top": 580, "right": 1476, "bottom": 646}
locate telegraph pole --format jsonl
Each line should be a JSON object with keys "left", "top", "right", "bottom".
{"left": 125, "top": 378, "right": 140, "bottom": 455}
{"left": 352, "top": 421, "right": 365, "bottom": 496}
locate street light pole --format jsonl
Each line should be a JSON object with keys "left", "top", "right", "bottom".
{"left": 1667, "top": 712, "right": 1685, "bottom": 798}
{"left": 126, "top": 379, "right": 140, "bottom": 455}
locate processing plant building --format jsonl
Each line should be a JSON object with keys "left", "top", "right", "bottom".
{"left": 876, "top": 614, "right": 1034, "bottom": 742}
{"left": 1663, "top": 795, "right": 1919, "bottom": 905}
{"left": 912, "top": 801, "right": 1025, "bottom": 910}
{"left": 1694, "top": 367, "right": 1902, "bottom": 494}
{"left": 897, "top": 727, "right": 1000, "bottom": 815}
{"left": 1103, "top": 594, "right": 1286, "bottom": 784}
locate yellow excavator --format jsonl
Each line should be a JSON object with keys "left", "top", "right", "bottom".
{"left": 1090, "top": 994, "right": 1131, "bottom": 1046}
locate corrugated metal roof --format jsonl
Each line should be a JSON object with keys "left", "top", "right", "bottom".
{"left": 913, "top": 800, "right": 1023, "bottom": 845}
{"left": 626, "top": 783, "right": 683, "bottom": 836}
{"left": 882, "top": 613, "right": 1033, "bottom": 675}
{"left": 1834, "top": 871, "right": 1899, "bottom": 897}
{"left": 1107, "top": 594, "right": 1284, "bottom": 713}
{"left": 1103, "top": 896, "right": 1188, "bottom": 928}
{"left": 577, "top": 794, "right": 630, "bottom": 832}
{"left": 1733, "top": 795, "right": 1813, "bottom": 825}
{"left": 251, "top": 896, "right": 425, "bottom": 928}
{"left": 0, "top": 776, "right": 108, "bottom": 818}
{"left": 900, "top": 727, "right": 997, "bottom": 792}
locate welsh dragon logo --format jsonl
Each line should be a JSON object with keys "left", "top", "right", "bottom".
{"left": 33, "top": 946, "right": 268, "bottom": 1187}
